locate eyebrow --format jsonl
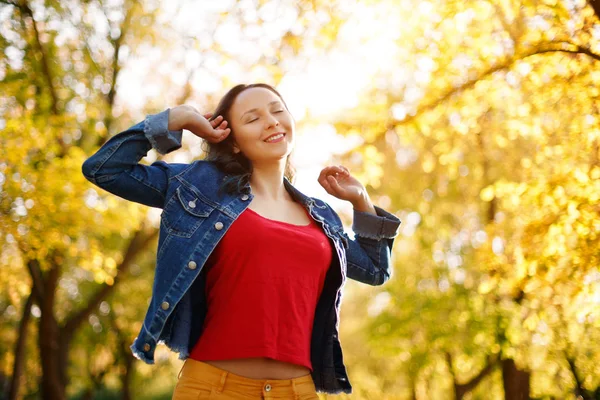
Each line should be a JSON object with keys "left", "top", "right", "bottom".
{"left": 240, "top": 101, "right": 282, "bottom": 120}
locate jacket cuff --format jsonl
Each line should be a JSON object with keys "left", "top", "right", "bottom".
{"left": 352, "top": 205, "right": 401, "bottom": 239}
{"left": 144, "top": 108, "right": 183, "bottom": 155}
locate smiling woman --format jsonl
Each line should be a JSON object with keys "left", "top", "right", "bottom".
{"left": 201, "top": 83, "right": 297, "bottom": 197}
{"left": 82, "top": 81, "right": 402, "bottom": 399}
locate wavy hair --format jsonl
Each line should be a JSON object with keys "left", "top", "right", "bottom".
{"left": 201, "top": 83, "right": 296, "bottom": 196}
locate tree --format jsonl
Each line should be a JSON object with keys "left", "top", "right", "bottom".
{"left": 329, "top": 0, "right": 600, "bottom": 398}
{"left": 0, "top": 0, "right": 348, "bottom": 398}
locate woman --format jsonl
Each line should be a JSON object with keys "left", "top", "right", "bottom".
{"left": 82, "top": 83, "right": 401, "bottom": 399}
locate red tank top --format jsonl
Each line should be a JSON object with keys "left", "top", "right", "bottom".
{"left": 189, "top": 205, "right": 332, "bottom": 370}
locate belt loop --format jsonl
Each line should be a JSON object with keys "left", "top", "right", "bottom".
{"left": 292, "top": 378, "right": 299, "bottom": 400}
{"left": 217, "top": 370, "right": 228, "bottom": 393}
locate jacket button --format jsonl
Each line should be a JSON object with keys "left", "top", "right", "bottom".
{"left": 188, "top": 261, "right": 197, "bottom": 270}
{"left": 143, "top": 343, "right": 151, "bottom": 352}
{"left": 214, "top": 222, "right": 223, "bottom": 230}
{"left": 161, "top": 301, "right": 170, "bottom": 310}
{"left": 241, "top": 194, "right": 249, "bottom": 201}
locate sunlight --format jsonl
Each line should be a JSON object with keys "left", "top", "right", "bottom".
{"left": 117, "top": 0, "right": 406, "bottom": 220}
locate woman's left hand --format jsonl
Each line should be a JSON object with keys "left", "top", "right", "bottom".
{"left": 318, "top": 165, "right": 369, "bottom": 207}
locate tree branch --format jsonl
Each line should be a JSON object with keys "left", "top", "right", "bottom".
{"left": 62, "top": 226, "right": 159, "bottom": 336}
{"left": 11, "top": 0, "right": 74, "bottom": 159}
{"left": 19, "top": 1, "right": 59, "bottom": 115}
{"left": 0, "top": 0, "right": 22, "bottom": 8}
{"left": 44, "top": 254, "right": 62, "bottom": 308}
{"left": 395, "top": 43, "right": 600, "bottom": 127}
{"left": 490, "top": 1, "right": 517, "bottom": 45}
{"left": 7, "top": 290, "right": 34, "bottom": 400}
{"left": 106, "top": 9, "right": 131, "bottom": 111}
{"left": 589, "top": 0, "right": 600, "bottom": 21}
{"left": 25, "top": 258, "right": 45, "bottom": 302}
{"left": 456, "top": 357, "right": 497, "bottom": 396}
{"left": 97, "top": 1, "right": 135, "bottom": 146}
{"left": 446, "top": 352, "right": 498, "bottom": 399}
{"left": 565, "top": 353, "right": 588, "bottom": 398}
{"left": 61, "top": 5, "right": 103, "bottom": 76}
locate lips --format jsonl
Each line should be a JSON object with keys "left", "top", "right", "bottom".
{"left": 263, "top": 132, "right": 286, "bottom": 142}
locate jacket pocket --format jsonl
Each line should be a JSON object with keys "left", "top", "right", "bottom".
{"left": 161, "top": 184, "right": 214, "bottom": 238}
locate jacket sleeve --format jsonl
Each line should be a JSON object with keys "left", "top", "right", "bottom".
{"left": 333, "top": 205, "right": 401, "bottom": 286}
{"left": 81, "top": 109, "right": 184, "bottom": 209}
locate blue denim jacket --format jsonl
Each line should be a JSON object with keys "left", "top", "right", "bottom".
{"left": 81, "top": 109, "right": 401, "bottom": 394}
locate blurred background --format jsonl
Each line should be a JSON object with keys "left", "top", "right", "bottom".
{"left": 1, "top": 0, "right": 600, "bottom": 399}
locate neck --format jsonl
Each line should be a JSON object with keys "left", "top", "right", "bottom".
{"left": 248, "top": 160, "right": 289, "bottom": 202}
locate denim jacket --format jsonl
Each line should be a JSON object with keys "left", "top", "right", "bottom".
{"left": 81, "top": 109, "right": 401, "bottom": 394}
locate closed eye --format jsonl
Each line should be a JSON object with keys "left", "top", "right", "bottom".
{"left": 247, "top": 110, "right": 285, "bottom": 123}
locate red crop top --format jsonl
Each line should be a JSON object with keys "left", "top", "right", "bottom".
{"left": 189, "top": 205, "right": 333, "bottom": 370}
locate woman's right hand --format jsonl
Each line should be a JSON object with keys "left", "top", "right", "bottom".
{"left": 168, "top": 105, "right": 231, "bottom": 143}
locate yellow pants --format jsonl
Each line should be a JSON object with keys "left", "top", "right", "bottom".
{"left": 172, "top": 358, "right": 320, "bottom": 399}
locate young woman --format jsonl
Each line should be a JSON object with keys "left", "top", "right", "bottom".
{"left": 82, "top": 83, "right": 401, "bottom": 399}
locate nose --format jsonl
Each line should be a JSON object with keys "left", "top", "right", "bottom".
{"left": 265, "top": 113, "right": 280, "bottom": 129}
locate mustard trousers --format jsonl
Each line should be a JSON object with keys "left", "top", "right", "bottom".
{"left": 172, "top": 359, "right": 320, "bottom": 400}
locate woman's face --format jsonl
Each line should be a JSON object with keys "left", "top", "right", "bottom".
{"left": 228, "top": 87, "right": 295, "bottom": 165}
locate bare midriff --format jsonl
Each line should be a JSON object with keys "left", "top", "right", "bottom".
{"left": 202, "top": 357, "right": 311, "bottom": 379}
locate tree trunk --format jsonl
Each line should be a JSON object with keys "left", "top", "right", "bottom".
{"left": 590, "top": 0, "right": 600, "bottom": 20}
{"left": 29, "top": 226, "right": 156, "bottom": 399}
{"left": 58, "top": 332, "right": 73, "bottom": 389}
{"left": 109, "top": 310, "right": 135, "bottom": 400}
{"left": 38, "top": 305, "right": 66, "bottom": 400}
{"left": 502, "top": 359, "right": 530, "bottom": 400}
{"left": 121, "top": 354, "right": 134, "bottom": 400}
{"left": 33, "top": 259, "right": 65, "bottom": 400}
{"left": 81, "top": 388, "right": 94, "bottom": 400}
{"left": 7, "top": 292, "right": 34, "bottom": 400}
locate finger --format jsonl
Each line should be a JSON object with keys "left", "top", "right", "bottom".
{"left": 318, "top": 168, "right": 342, "bottom": 190}
{"left": 320, "top": 171, "right": 344, "bottom": 196}
{"left": 203, "top": 113, "right": 213, "bottom": 119}
{"left": 207, "top": 134, "right": 226, "bottom": 144}
{"left": 320, "top": 168, "right": 344, "bottom": 183}
{"left": 210, "top": 115, "right": 223, "bottom": 127}
{"left": 211, "top": 121, "right": 228, "bottom": 139}
{"left": 334, "top": 165, "right": 347, "bottom": 176}
{"left": 323, "top": 175, "right": 339, "bottom": 197}
{"left": 319, "top": 174, "right": 333, "bottom": 194}
{"left": 318, "top": 169, "right": 331, "bottom": 189}
{"left": 322, "top": 165, "right": 345, "bottom": 177}
{"left": 327, "top": 175, "right": 344, "bottom": 197}
{"left": 318, "top": 166, "right": 337, "bottom": 182}
{"left": 214, "top": 128, "right": 231, "bottom": 141}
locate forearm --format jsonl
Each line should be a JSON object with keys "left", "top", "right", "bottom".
{"left": 351, "top": 195, "right": 377, "bottom": 216}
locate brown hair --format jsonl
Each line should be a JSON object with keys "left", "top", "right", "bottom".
{"left": 201, "top": 83, "right": 296, "bottom": 195}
